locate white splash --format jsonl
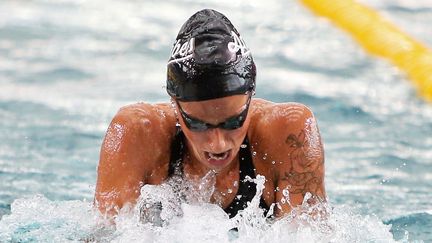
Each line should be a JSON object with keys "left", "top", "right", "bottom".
{"left": 0, "top": 178, "right": 396, "bottom": 242}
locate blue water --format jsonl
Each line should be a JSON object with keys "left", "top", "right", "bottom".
{"left": 1, "top": 0, "right": 431, "bottom": 242}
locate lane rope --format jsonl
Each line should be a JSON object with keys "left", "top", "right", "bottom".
{"left": 300, "top": 0, "right": 432, "bottom": 101}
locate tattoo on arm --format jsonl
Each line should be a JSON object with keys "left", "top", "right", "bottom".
{"left": 282, "top": 129, "right": 325, "bottom": 202}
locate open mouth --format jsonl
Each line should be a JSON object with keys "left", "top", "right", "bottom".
{"left": 205, "top": 150, "right": 231, "bottom": 165}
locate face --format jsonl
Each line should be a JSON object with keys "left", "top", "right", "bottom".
{"left": 175, "top": 94, "right": 251, "bottom": 172}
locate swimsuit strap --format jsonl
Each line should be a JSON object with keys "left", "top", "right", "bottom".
{"left": 224, "top": 136, "right": 269, "bottom": 218}
{"left": 168, "top": 126, "right": 185, "bottom": 177}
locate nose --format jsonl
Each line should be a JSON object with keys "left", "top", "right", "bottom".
{"left": 206, "top": 128, "right": 228, "bottom": 153}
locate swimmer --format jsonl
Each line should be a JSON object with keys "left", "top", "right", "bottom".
{"left": 95, "top": 9, "right": 326, "bottom": 220}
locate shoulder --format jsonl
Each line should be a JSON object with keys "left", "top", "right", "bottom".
{"left": 99, "top": 102, "right": 177, "bottom": 175}
{"left": 248, "top": 98, "right": 323, "bottom": 169}
{"left": 249, "top": 99, "right": 316, "bottom": 136}
{"left": 114, "top": 102, "right": 175, "bottom": 128}
{"left": 110, "top": 102, "right": 177, "bottom": 140}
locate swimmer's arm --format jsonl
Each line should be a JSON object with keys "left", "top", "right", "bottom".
{"left": 94, "top": 107, "right": 158, "bottom": 216}
{"left": 273, "top": 104, "right": 326, "bottom": 217}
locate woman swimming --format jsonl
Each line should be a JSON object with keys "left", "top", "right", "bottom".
{"left": 94, "top": 9, "right": 326, "bottom": 220}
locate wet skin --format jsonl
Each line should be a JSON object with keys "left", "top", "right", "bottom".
{"left": 94, "top": 96, "right": 326, "bottom": 217}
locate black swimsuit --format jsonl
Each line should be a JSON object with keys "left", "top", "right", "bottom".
{"left": 168, "top": 127, "right": 270, "bottom": 218}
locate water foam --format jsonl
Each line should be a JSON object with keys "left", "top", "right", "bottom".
{"left": 0, "top": 176, "right": 396, "bottom": 242}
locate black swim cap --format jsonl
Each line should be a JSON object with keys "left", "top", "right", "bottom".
{"left": 166, "top": 9, "right": 256, "bottom": 101}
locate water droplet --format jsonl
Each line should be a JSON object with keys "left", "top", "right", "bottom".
{"left": 276, "top": 202, "right": 282, "bottom": 209}
{"left": 233, "top": 181, "right": 238, "bottom": 187}
{"left": 282, "top": 189, "right": 289, "bottom": 197}
{"left": 240, "top": 144, "right": 247, "bottom": 148}
{"left": 252, "top": 151, "right": 257, "bottom": 156}
{"left": 275, "top": 186, "right": 280, "bottom": 192}
{"left": 236, "top": 195, "right": 242, "bottom": 199}
{"left": 271, "top": 161, "right": 276, "bottom": 165}
{"left": 281, "top": 198, "right": 286, "bottom": 204}
{"left": 227, "top": 189, "right": 233, "bottom": 194}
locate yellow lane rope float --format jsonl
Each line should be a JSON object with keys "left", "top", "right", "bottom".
{"left": 300, "top": 0, "right": 432, "bottom": 101}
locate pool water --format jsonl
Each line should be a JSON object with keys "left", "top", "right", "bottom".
{"left": 0, "top": 0, "right": 431, "bottom": 242}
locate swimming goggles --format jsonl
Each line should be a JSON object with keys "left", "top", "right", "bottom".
{"left": 176, "top": 94, "right": 252, "bottom": 132}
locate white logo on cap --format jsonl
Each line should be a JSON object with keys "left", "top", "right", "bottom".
{"left": 168, "top": 38, "right": 195, "bottom": 64}
{"left": 228, "top": 31, "right": 250, "bottom": 56}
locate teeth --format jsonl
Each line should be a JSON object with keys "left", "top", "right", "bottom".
{"left": 208, "top": 152, "right": 228, "bottom": 160}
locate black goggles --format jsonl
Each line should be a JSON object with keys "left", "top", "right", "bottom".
{"left": 176, "top": 94, "right": 252, "bottom": 132}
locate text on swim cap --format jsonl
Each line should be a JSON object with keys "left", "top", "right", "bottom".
{"left": 228, "top": 31, "right": 250, "bottom": 56}
{"left": 169, "top": 38, "right": 195, "bottom": 64}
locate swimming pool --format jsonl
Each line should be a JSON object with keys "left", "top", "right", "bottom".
{"left": 0, "top": 0, "right": 431, "bottom": 242}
